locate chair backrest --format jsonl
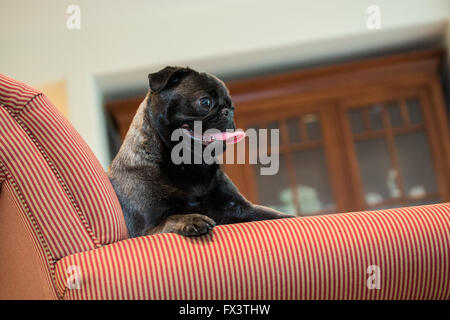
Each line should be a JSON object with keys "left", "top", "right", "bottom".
{"left": 0, "top": 74, "right": 128, "bottom": 262}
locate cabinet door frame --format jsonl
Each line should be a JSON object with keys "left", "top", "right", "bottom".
{"left": 224, "top": 97, "right": 351, "bottom": 215}
{"left": 337, "top": 84, "right": 450, "bottom": 210}
{"left": 227, "top": 79, "right": 450, "bottom": 214}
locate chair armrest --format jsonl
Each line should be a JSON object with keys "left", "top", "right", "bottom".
{"left": 55, "top": 204, "right": 450, "bottom": 300}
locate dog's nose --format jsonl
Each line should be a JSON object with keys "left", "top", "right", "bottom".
{"left": 221, "top": 108, "right": 232, "bottom": 118}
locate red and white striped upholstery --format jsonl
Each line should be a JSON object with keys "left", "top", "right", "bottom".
{"left": 0, "top": 74, "right": 128, "bottom": 298}
{"left": 0, "top": 74, "right": 128, "bottom": 254}
{"left": 55, "top": 204, "right": 450, "bottom": 300}
{"left": 1, "top": 74, "right": 449, "bottom": 300}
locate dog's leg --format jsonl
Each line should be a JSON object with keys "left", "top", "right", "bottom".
{"left": 145, "top": 214, "right": 216, "bottom": 236}
{"left": 213, "top": 202, "right": 294, "bottom": 225}
{"left": 240, "top": 204, "right": 294, "bottom": 221}
{"left": 211, "top": 171, "right": 295, "bottom": 224}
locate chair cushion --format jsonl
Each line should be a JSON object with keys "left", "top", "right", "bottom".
{"left": 55, "top": 203, "right": 450, "bottom": 299}
{"left": 0, "top": 74, "right": 128, "bottom": 260}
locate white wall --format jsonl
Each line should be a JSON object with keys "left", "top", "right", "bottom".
{"left": 1, "top": 0, "right": 449, "bottom": 168}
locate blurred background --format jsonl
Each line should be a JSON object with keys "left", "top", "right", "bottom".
{"left": 1, "top": 0, "right": 450, "bottom": 216}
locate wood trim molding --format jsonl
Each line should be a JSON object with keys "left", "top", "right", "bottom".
{"left": 227, "top": 49, "right": 445, "bottom": 104}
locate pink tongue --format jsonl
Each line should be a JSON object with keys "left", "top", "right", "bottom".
{"left": 207, "top": 131, "right": 245, "bottom": 144}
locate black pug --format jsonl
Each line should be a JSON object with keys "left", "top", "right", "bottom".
{"left": 108, "top": 66, "right": 292, "bottom": 238}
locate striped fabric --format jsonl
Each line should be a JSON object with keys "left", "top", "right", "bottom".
{"left": 0, "top": 166, "right": 5, "bottom": 183}
{"left": 0, "top": 106, "right": 97, "bottom": 258}
{"left": 0, "top": 73, "right": 128, "bottom": 260}
{"left": 2, "top": 74, "right": 449, "bottom": 300}
{"left": 55, "top": 204, "right": 450, "bottom": 300}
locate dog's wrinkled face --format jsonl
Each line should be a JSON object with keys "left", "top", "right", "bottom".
{"left": 147, "top": 67, "right": 237, "bottom": 151}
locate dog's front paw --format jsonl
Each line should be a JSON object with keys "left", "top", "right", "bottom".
{"left": 176, "top": 214, "right": 216, "bottom": 237}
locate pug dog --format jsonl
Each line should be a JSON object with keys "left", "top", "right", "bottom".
{"left": 108, "top": 67, "right": 292, "bottom": 238}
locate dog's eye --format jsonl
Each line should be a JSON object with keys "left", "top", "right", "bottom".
{"left": 199, "top": 97, "right": 211, "bottom": 109}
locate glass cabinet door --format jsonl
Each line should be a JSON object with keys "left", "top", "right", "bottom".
{"left": 246, "top": 112, "right": 336, "bottom": 216}
{"left": 226, "top": 92, "right": 448, "bottom": 217}
{"left": 346, "top": 98, "right": 441, "bottom": 210}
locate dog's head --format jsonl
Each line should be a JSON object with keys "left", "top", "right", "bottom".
{"left": 147, "top": 66, "right": 243, "bottom": 153}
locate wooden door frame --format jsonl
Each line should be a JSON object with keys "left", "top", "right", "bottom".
{"left": 228, "top": 99, "right": 344, "bottom": 213}
{"left": 336, "top": 83, "right": 450, "bottom": 210}
{"left": 224, "top": 49, "right": 449, "bottom": 213}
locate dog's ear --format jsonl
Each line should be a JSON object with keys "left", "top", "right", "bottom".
{"left": 148, "top": 66, "right": 191, "bottom": 93}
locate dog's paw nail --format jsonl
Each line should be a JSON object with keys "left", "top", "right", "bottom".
{"left": 177, "top": 215, "right": 216, "bottom": 237}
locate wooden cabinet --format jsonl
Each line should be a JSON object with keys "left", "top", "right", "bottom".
{"left": 105, "top": 49, "right": 450, "bottom": 216}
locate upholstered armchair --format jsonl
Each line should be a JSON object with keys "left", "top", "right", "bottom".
{"left": 0, "top": 74, "right": 448, "bottom": 300}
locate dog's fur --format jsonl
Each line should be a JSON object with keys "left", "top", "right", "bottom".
{"left": 108, "top": 67, "right": 291, "bottom": 237}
